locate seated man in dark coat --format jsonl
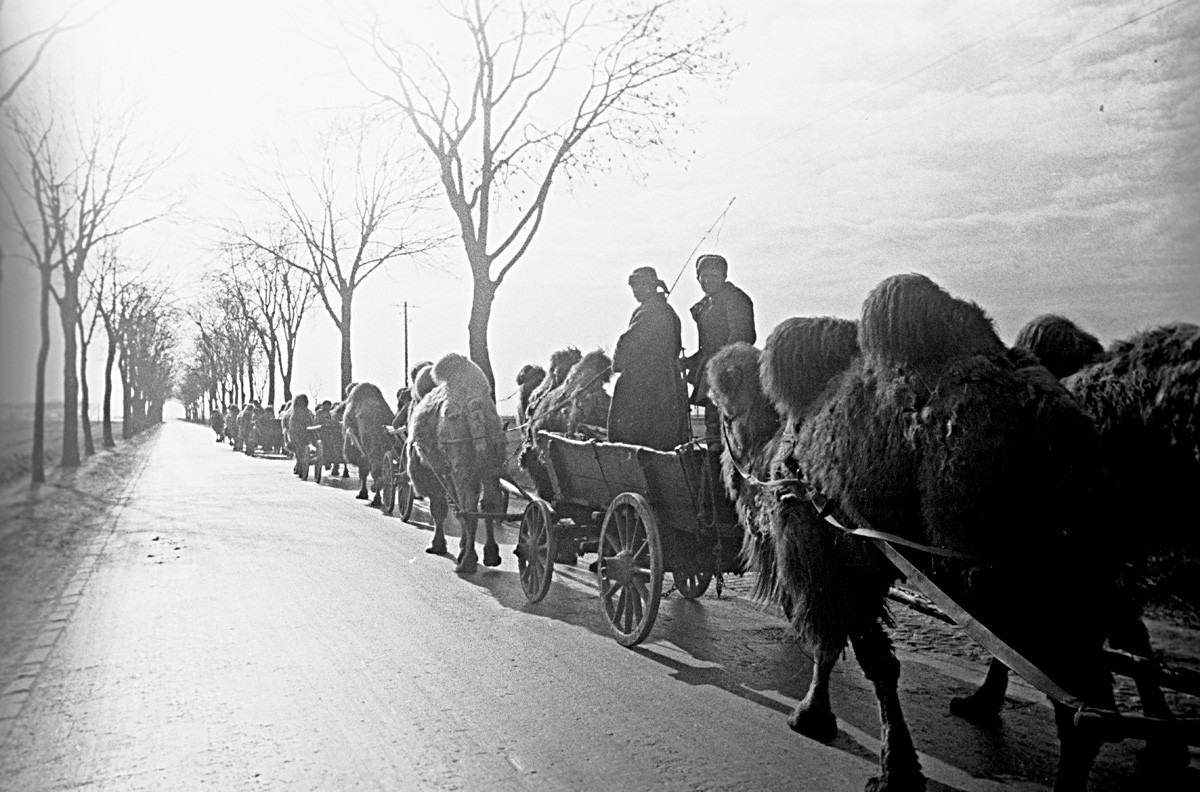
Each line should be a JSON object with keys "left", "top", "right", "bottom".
{"left": 607, "top": 266, "right": 689, "bottom": 450}
{"left": 684, "top": 253, "right": 756, "bottom": 445}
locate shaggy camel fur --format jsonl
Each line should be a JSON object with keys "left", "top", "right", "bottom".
{"left": 313, "top": 401, "right": 347, "bottom": 478}
{"left": 1013, "top": 313, "right": 1105, "bottom": 379}
{"left": 406, "top": 353, "right": 507, "bottom": 573}
{"left": 341, "top": 383, "right": 396, "bottom": 506}
{"left": 224, "top": 407, "right": 239, "bottom": 447}
{"left": 527, "top": 349, "right": 612, "bottom": 438}
{"left": 519, "top": 349, "right": 613, "bottom": 501}
{"left": 524, "top": 347, "right": 581, "bottom": 432}
{"left": 711, "top": 274, "right": 1117, "bottom": 792}
{"left": 285, "top": 394, "right": 316, "bottom": 477}
{"left": 955, "top": 319, "right": 1200, "bottom": 773}
{"left": 515, "top": 364, "right": 546, "bottom": 425}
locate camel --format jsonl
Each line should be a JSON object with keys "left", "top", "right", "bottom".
{"left": 224, "top": 407, "right": 239, "bottom": 448}
{"left": 526, "top": 349, "right": 612, "bottom": 438}
{"left": 523, "top": 346, "right": 581, "bottom": 431}
{"left": 406, "top": 353, "right": 507, "bottom": 573}
{"left": 519, "top": 349, "right": 613, "bottom": 502}
{"left": 285, "top": 394, "right": 316, "bottom": 478}
{"left": 949, "top": 317, "right": 1200, "bottom": 775}
{"left": 515, "top": 364, "right": 546, "bottom": 425}
{"left": 341, "top": 383, "right": 396, "bottom": 506}
{"left": 209, "top": 410, "right": 225, "bottom": 442}
{"left": 708, "top": 274, "right": 1117, "bottom": 792}
{"left": 313, "top": 400, "right": 347, "bottom": 478}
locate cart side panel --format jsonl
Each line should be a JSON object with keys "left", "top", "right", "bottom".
{"left": 632, "top": 447, "right": 701, "bottom": 535}
{"left": 538, "top": 433, "right": 648, "bottom": 508}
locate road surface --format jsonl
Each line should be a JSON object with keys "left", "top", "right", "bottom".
{"left": 0, "top": 421, "right": 1178, "bottom": 790}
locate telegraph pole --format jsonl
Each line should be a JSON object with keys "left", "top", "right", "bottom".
{"left": 393, "top": 301, "right": 418, "bottom": 386}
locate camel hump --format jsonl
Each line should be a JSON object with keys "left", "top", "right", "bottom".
{"left": 562, "top": 349, "right": 613, "bottom": 389}
{"left": 432, "top": 353, "right": 491, "bottom": 396}
{"left": 346, "top": 382, "right": 388, "bottom": 406}
{"left": 706, "top": 342, "right": 763, "bottom": 414}
{"left": 858, "top": 273, "right": 1002, "bottom": 364}
{"left": 761, "top": 317, "right": 858, "bottom": 418}
{"left": 1013, "top": 314, "right": 1104, "bottom": 379}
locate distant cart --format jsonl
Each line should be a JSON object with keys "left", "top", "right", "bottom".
{"left": 516, "top": 431, "right": 744, "bottom": 647}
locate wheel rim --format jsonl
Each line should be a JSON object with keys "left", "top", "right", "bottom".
{"left": 673, "top": 568, "right": 712, "bottom": 599}
{"left": 398, "top": 476, "right": 415, "bottom": 522}
{"left": 517, "top": 500, "right": 555, "bottom": 603}
{"left": 381, "top": 451, "right": 397, "bottom": 514}
{"left": 598, "top": 492, "right": 662, "bottom": 647}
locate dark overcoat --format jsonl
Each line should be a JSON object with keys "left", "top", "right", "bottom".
{"left": 607, "top": 293, "right": 689, "bottom": 450}
{"left": 688, "top": 281, "right": 756, "bottom": 405}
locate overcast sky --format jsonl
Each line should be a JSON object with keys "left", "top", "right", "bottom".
{"left": 2, "top": 0, "right": 1197, "bottom": 411}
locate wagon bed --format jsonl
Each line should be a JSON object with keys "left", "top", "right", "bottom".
{"left": 516, "top": 431, "right": 742, "bottom": 646}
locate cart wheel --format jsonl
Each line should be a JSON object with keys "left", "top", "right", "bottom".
{"left": 313, "top": 439, "right": 324, "bottom": 484}
{"left": 516, "top": 499, "right": 556, "bottom": 603}
{"left": 381, "top": 450, "right": 398, "bottom": 514}
{"left": 598, "top": 492, "right": 663, "bottom": 647}
{"left": 397, "top": 472, "right": 415, "bottom": 522}
{"left": 672, "top": 568, "right": 712, "bottom": 599}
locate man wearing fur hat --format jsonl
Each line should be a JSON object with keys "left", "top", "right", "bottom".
{"left": 685, "top": 253, "right": 756, "bottom": 444}
{"left": 607, "top": 266, "right": 690, "bottom": 450}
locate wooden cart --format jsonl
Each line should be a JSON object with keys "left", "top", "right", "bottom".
{"left": 516, "top": 431, "right": 743, "bottom": 647}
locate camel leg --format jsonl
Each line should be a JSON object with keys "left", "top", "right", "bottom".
{"left": 356, "top": 465, "right": 370, "bottom": 500}
{"left": 788, "top": 649, "right": 839, "bottom": 743}
{"left": 369, "top": 463, "right": 383, "bottom": 508}
{"left": 455, "top": 479, "right": 481, "bottom": 574}
{"left": 481, "top": 478, "right": 503, "bottom": 568}
{"left": 1107, "top": 614, "right": 1189, "bottom": 778}
{"left": 1052, "top": 700, "right": 1102, "bottom": 792}
{"left": 950, "top": 658, "right": 1010, "bottom": 722}
{"left": 427, "top": 494, "right": 449, "bottom": 556}
{"left": 850, "top": 623, "right": 925, "bottom": 792}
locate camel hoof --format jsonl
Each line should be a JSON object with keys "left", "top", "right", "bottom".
{"left": 865, "top": 769, "right": 926, "bottom": 792}
{"left": 356, "top": 491, "right": 369, "bottom": 500}
{"left": 427, "top": 538, "right": 448, "bottom": 556}
{"left": 456, "top": 554, "right": 478, "bottom": 574}
{"left": 949, "top": 692, "right": 1004, "bottom": 724}
{"left": 483, "top": 545, "right": 501, "bottom": 567}
{"left": 788, "top": 707, "right": 837, "bottom": 744}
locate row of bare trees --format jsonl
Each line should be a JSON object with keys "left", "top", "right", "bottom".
{"left": 178, "top": 246, "right": 314, "bottom": 419}
{"left": 3, "top": 101, "right": 171, "bottom": 481}
{"left": 198, "top": 1, "right": 732, "bottom": 405}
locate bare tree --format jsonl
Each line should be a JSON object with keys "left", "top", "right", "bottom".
{"left": 6, "top": 101, "right": 165, "bottom": 470}
{"left": 351, "top": 0, "right": 733, "bottom": 389}
{"left": 76, "top": 245, "right": 112, "bottom": 455}
{"left": 0, "top": 0, "right": 95, "bottom": 291}
{"left": 234, "top": 118, "right": 445, "bottom": 396}
{"left": 221, "top": 240, "right": 315, "bottom": 406}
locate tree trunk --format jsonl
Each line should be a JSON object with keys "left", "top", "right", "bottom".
{"left": 80, "top": 341, "right": 94, "bottom": 456}
{"left": 266, "top": 337, "right": 277, "bottom": 408}
{"left": 468, "top": 270, "right": 497, "bottom": 397}
{"left": 120, "top": 361, "right": 132, "bottom": 439}
{"left": 58, "top": 278, "right": 81, "bottom": 467}
{"left": 102, "top": 338, "right": 115, "bottom": 447}
{"left": 32, "top": 264, "right": 52, "bottom": 484}
{"left": 340, "top": 294, "right": 353, "bottom": 399}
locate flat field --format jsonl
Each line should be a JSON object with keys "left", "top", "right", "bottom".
{"left": 0, "top": 404, "right": 122, "bottom": 487}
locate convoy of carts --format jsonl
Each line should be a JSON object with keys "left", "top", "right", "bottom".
{"left": 235, "top": 418, "right": 1200, "bottom": 773}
